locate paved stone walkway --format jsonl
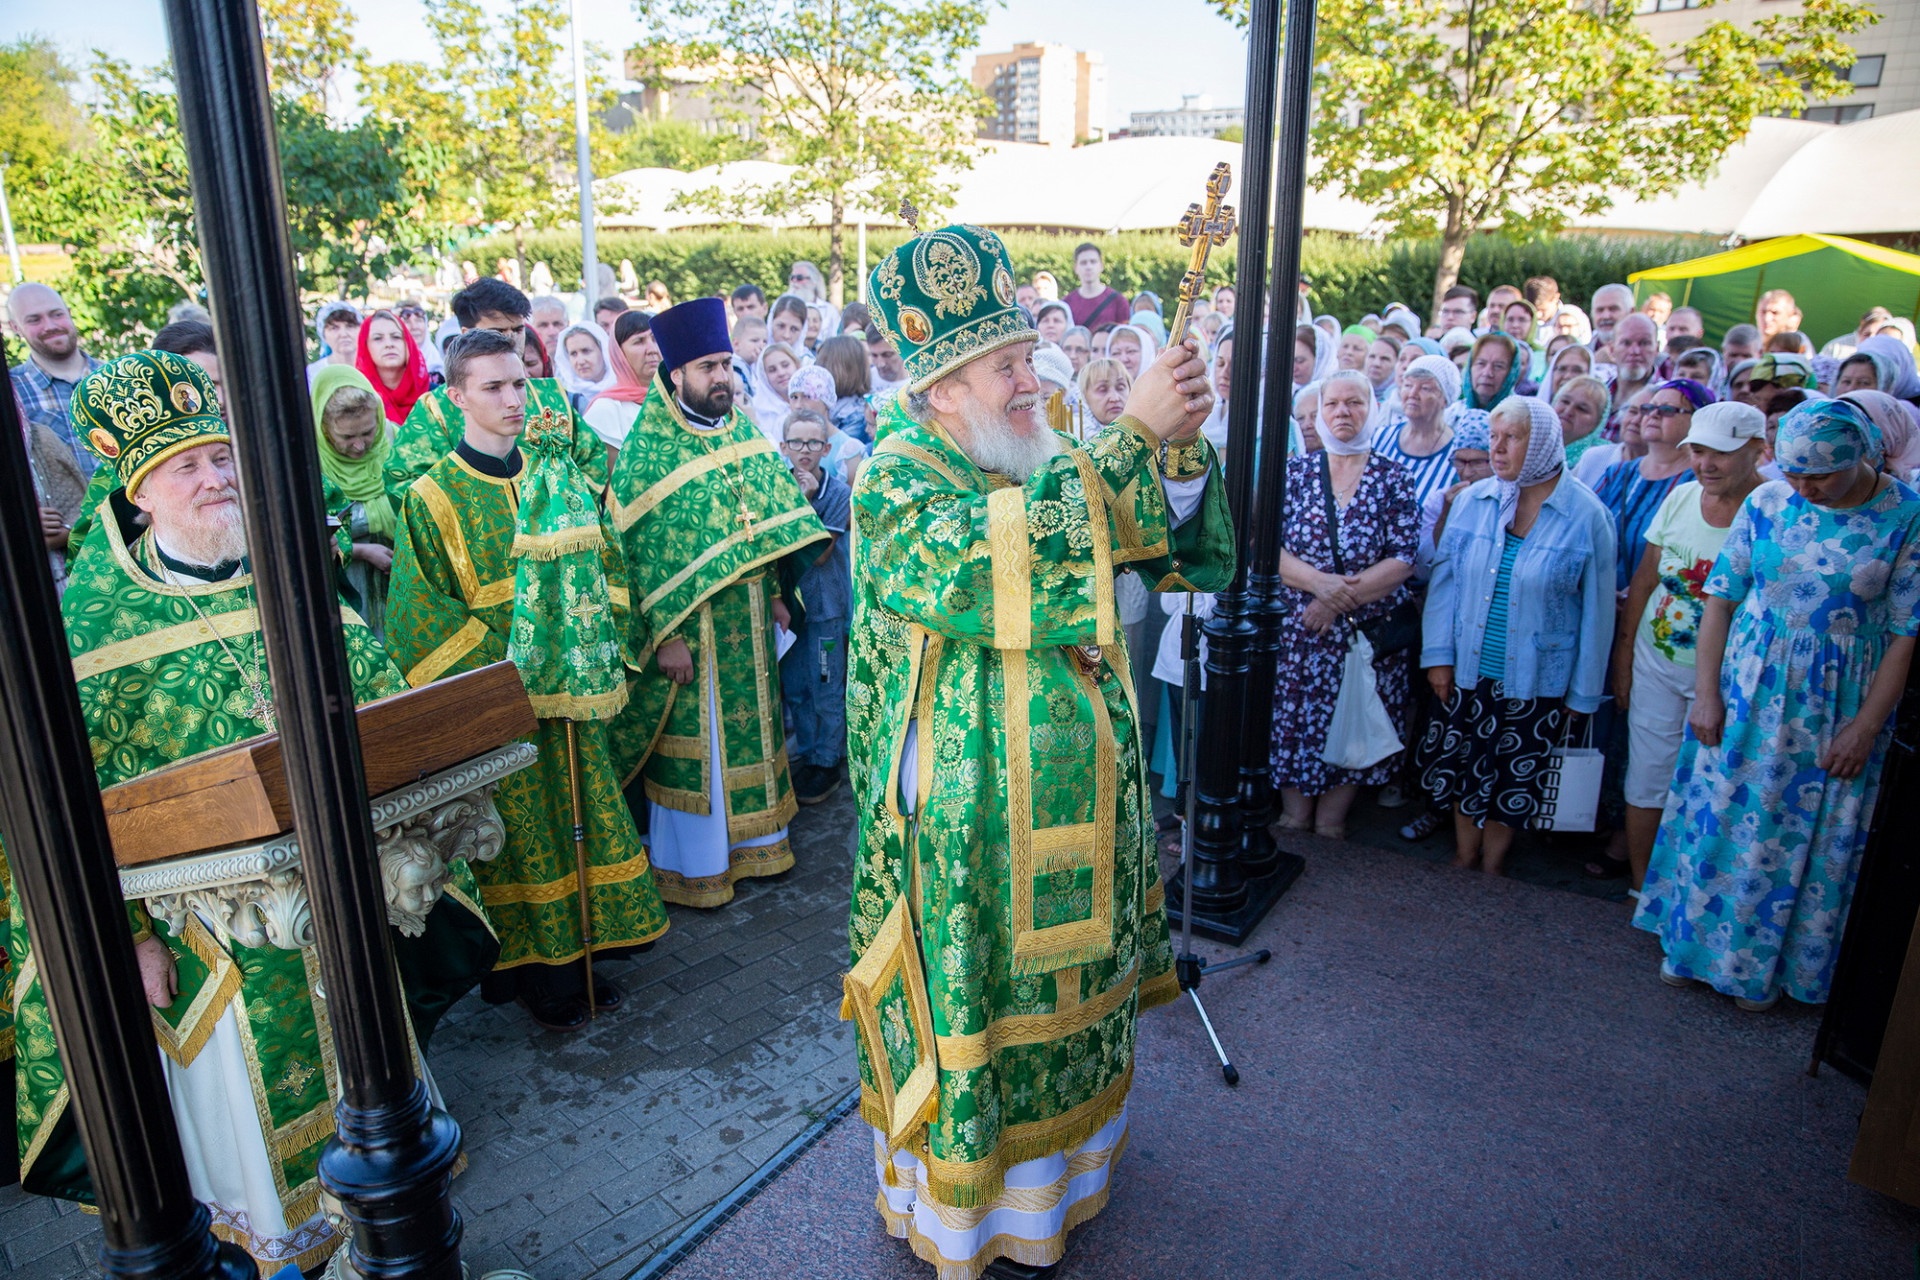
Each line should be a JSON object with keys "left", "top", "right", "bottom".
{"left": 0, "top": 785, "right": 862, "bottom": 1279}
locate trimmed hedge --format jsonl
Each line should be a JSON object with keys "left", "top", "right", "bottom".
{"left": 469, "top": 227, "right": 1718, "bottom": 326}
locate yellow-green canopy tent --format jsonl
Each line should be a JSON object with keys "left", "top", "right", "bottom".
{"left": 1628, "top": 234, "right": 1920, "bottom": 349}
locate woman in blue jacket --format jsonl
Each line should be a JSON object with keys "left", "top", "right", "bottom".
{"left": 1417, "top": 396, "right": 1617, "bottom": 874}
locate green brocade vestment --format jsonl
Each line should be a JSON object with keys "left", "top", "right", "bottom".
{"left": 605, "top": 384, "right": 829, "bottom": 906}
{"left": 385, "top": 448, "right": 670, "bottom": 965}
{"left": 7, "top": 514, "right": 488, "bottom": 1272}
{"left": 842, "top": 404, "right": 1234, "bottom": 1210}
{"left": 396, "top": 379, "right": 609, "bottom": 487}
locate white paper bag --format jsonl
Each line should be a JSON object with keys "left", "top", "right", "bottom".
{"left": 1535, "top": 746, "right": 1604, "bottom": 832}
{"left": 1321, "top": 632, "right": 1402, "bottom": 770}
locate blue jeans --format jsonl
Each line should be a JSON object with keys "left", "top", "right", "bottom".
{"left": 780, "top": 616, "right": 849, "bottom": 769}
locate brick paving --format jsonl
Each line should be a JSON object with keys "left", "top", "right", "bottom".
{"left": 0, "top": 785, "right": 863, "bottom": 1279}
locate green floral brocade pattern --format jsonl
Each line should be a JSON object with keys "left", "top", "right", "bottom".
{"left": 843, "top": 399, "right": 1234, "bottom": 1209}
{"left": 386, "top": 453, "right": 669, "bottom": 966}
{"left": 395, "top": 379, "right": 610, "bottom": 487}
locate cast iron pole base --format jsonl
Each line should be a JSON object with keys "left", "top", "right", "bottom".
{"left": 320, "top": 1084, "right": 465, "bottom": 1280}
{"left": 1236, "top": 569, "right": 1287, "bottom": 880}
{"left": 1165, "top": 853, "right": 1303, "bottom": 946}
{"left": 97, "top": 1205, "right": 259, "bottom": 1280}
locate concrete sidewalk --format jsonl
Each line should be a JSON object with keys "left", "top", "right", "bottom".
{"left": 662, "top": 833, "right": 1920, "bottom": 1280}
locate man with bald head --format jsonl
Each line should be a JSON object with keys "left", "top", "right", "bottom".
{"left": 7, "top": 283, "right": 102, "bottom": 478}
{"left": 1608, "top": 312, "right": 1662, "bottom": 429}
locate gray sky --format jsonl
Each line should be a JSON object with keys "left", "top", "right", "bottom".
{"left": 16, "top": 0, "right": 1249, "bottom": 135}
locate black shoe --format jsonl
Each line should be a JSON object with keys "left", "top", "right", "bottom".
{"left": 518, "top": 992, "right": 589, "bottom": 1032}
{"left": 984, "top": 1261, "right": 1058, "bottom": 1280}
{"left": 590, "top": 975, "right": 623, "bottom": 1012}
{"left": 796, "top": 762, "right": 841, "bottom": 805}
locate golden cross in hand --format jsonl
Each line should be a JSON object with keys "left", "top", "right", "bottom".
{"left": 1167, "top": 163, "right": 1235, "bottom": 349}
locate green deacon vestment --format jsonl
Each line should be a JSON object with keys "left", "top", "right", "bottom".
{"left": 395, "top": 378, "right": 609, "bottom": 487}
{"left": 842, "top": 400, "right": 1234, "bottom": 1220}
{"left": 386, "top": 444, "right": 670, "bottom": 966}
{"left": 5, "top": 508, "right": 492, "bottom": 1273}
{"left": 606, "top": 383, "right": 829, "bottom": 906}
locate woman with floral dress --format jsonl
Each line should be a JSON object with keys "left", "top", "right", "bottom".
{"left": 1635, "top": 399, "right": 1920, "bottom": 1010}
{"left": 1271, "top": 370, "right": 1419, "bottom": 838}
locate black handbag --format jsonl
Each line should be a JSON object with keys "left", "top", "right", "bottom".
{"left": 1319, "top": 452, "right": 1422, "bottom": 657}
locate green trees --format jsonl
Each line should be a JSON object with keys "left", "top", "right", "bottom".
{"left": 1212, "top": 0, "right": 1877, "bottom": 317}
{"left": 631, "top": 0, "right": 991, "bottom": 304}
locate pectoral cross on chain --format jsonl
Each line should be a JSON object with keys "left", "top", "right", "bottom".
{"left": 1168, "top": 163, "right": 1236, "bottom": 348}
{"left": 736, "top": 502, "right": 758, "bottom": 535}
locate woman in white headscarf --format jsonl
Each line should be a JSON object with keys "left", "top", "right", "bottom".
{"left": 554, "top": 322, "right": 616, "bottom": 416}
{"left": 1853, "top": 334, "right": 1920, "bottom": 403}
{"left": 1105, "top": 322, "right": 1159, "bottom": 381}
{"left": 1269, "top": 369, "right": 1420, "bottom": 839}
{"left": 1415, "top": 396, "right": 1616, "bottom": 875}
{"left": 1293, "top": 323, "right": 1338, "bottom": 390}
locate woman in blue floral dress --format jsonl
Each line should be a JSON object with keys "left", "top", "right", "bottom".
{"left": 1634, "top": 399, "right": 1920, "bottom": 1009}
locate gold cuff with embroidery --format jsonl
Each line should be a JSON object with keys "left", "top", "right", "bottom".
{"left": 1161, "top": 435, "right": 1212, "bottom": 481}
{"left": 1111, "top": 414, "right": 1159, "bottom": 454}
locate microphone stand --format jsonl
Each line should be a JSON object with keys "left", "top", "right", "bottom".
{"left": 1173, "top": 593, "right": 1272, "bottom": 1085}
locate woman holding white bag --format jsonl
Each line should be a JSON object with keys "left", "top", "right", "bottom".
{"left": 1269, "top": 369, "right": 1420, "bottom": 840}
{"left": 1416, "top": 396, "right": 1616, "bottom": 874}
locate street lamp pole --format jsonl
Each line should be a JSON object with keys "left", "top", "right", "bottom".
{"left": 159, "top": 2, "right": 464, "bottom": 1275}
{"left": 0, "top": 164, "right": 23, "bottom": 283}
{"left": 570, "top": 0, "right": 601, "bottom": 307}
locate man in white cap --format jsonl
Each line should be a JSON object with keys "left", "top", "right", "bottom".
{"left": 1611, "top": 400, "right": 1766, "bottom": 890}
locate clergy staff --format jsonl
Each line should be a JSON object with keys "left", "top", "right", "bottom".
{"left": 608, "top": 298, "right": 830, "bottom": 907}
{"left": 842, "top": 225, "right": 1234, "bottom": 1279}
{"left": 386, "top": 328, "right": 670, "bottom": 1032}
{"left": 8, "top": 351, "right": 494, "bottom": 1274}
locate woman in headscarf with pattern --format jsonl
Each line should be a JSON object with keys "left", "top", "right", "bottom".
{"left": 1416, "top": 397, "right": 1615, "bottom": 874}
{"left": 1635, "top": 398, "right": 1920, "bottom": 1010}
{"left": 1269, "top": 369, "right": 1420, "bottom": 840}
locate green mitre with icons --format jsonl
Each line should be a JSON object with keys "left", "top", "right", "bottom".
{"left": 71, "top": 350, "right": 228, "bottom": 497}
{"left": 867, "top": 203, "right": 1035, "bottom": 392}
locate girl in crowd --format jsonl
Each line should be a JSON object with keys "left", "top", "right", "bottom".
{"left": 750, "top": 340, "right": 804, "bottom": 441}
{"left": 1636, "top": 399, "right": 1920, "bottom": 1009}
{"left": 313, "top": 366, "right": 402, "bottom": 639}
{"left": 768, "top": 294, "right": 810, "bottom": 349}
{"left": 521, "top": 326, "right": 552, "bottom": 380}
{"left": 1553, "top": 375, "right": 1611, "bottom": 473}
{"left": 1271, "top": 370, "right": 1419, "bottom": 839}
{"left": 812, "top": 335, "right": 873, "bottom": 445}
{"left": 556, "top": 322, "right": 615, "bottom": 416}
{"left": 1418, "top": 397, "right": 1615, "bottom": 873}
{"left": 354, "top": 309, "right": 432, "bottom": 425}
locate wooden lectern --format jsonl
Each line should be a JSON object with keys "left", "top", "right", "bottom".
{"left": 112, "top": 662, "right": 539, "bottom": 951}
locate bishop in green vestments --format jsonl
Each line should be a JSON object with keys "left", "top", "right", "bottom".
{"left": 607, "top": 299, "right": 829, "bottom": 907}
{"left": 386, "top": 328, "right": 670, "bottom": 1031}
{"left": 394, "top": 278, "right": 609, "bottom": 487}
{"left": 842, "top": 226, "right": 1235, "bottom": 1279}
{"left": 6, "top": 352, "right": 494, "bottom": 1274}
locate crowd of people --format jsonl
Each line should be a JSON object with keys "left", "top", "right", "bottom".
{"left": 3, "top": 238, "right": 1917, "bottom": 1274}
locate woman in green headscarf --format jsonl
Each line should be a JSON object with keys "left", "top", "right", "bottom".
{"left": 1462, "top": 332, "right": 1523, "bottom": 411}
{"left": 312, "top": 364, "right": 406, "bottom": 638}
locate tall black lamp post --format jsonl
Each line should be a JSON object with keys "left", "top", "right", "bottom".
{"left": 159, "top": 2, "right": 464, "bottom": 1275}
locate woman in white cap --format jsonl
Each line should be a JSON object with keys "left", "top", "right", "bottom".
{"left": 1610, "top": 401, "right": 1767, "bottom": 890}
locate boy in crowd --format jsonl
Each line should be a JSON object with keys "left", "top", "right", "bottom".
{"left": 777, "top": 408, "right": 852, "bottom": 804}
{"left": 733, "top": 315, "right": 768, "bottom": 395}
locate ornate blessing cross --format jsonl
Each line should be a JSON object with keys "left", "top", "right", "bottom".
{"left": 1167, "top": 163, "right": 1235, "bottom": 349}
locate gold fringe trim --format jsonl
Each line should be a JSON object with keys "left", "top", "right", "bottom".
{"left": 478, "top": 850, "right": 656, "bottom": 906}
{"left": 650, "top": 835, "right": 794, "bottom": 908}
{"left": 510, "top": 523, "right": 605, "bottom": 560}
{"left": 921, "top": 1065, "right": 1134, "bottom": 1209}
{"left": 525, "top": 684, "right": 629, "bottom": 721}
{"left": 726, "top": 792, "right": 797, "bottom": 841}
{"left": 1138, "top": 966, "right": 1180, "bottom": 1012}
{"left": 152, "top": 918, "right": 244, "bottom": 1070}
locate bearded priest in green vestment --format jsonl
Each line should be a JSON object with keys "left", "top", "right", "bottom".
{"left": 606, "top": 298, "right": 830, "bottom": 907}
{"left": 386, "top": 327, "right": 670, "bottom": 1032}
{"left": 841, "top": 225, "right": 1236, "bottom": 1280}
{"left": 6, "top": 351, "right": 495, "bottom": 1274}
{"left": 394, "top": 278, "right": 609, "bottom": 487}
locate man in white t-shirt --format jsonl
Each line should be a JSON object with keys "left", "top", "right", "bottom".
{"left": 1610, "top": 401, "right": 1766, "bottom": 890}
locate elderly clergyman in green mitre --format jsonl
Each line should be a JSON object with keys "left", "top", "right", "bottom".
{"left": 840, "top": 223, "right": 1235, "bottom": 1279}
{"left": 5, "top": 351, "right": 494, "bottom": 1274}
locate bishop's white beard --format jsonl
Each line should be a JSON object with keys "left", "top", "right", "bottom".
{"left": 957, "top": 392, "right": 1061, "bottom": 482}
{"left": 155, "top": 489, "right": 249, "bottom": 567}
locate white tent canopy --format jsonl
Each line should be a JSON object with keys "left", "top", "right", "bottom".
{"left": 594, "top": 110, "right": 1920, "bottom": 239}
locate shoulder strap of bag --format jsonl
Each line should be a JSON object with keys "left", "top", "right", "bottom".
{"left": 1319, "top": 451, "right": 1347, "bottom": 574}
